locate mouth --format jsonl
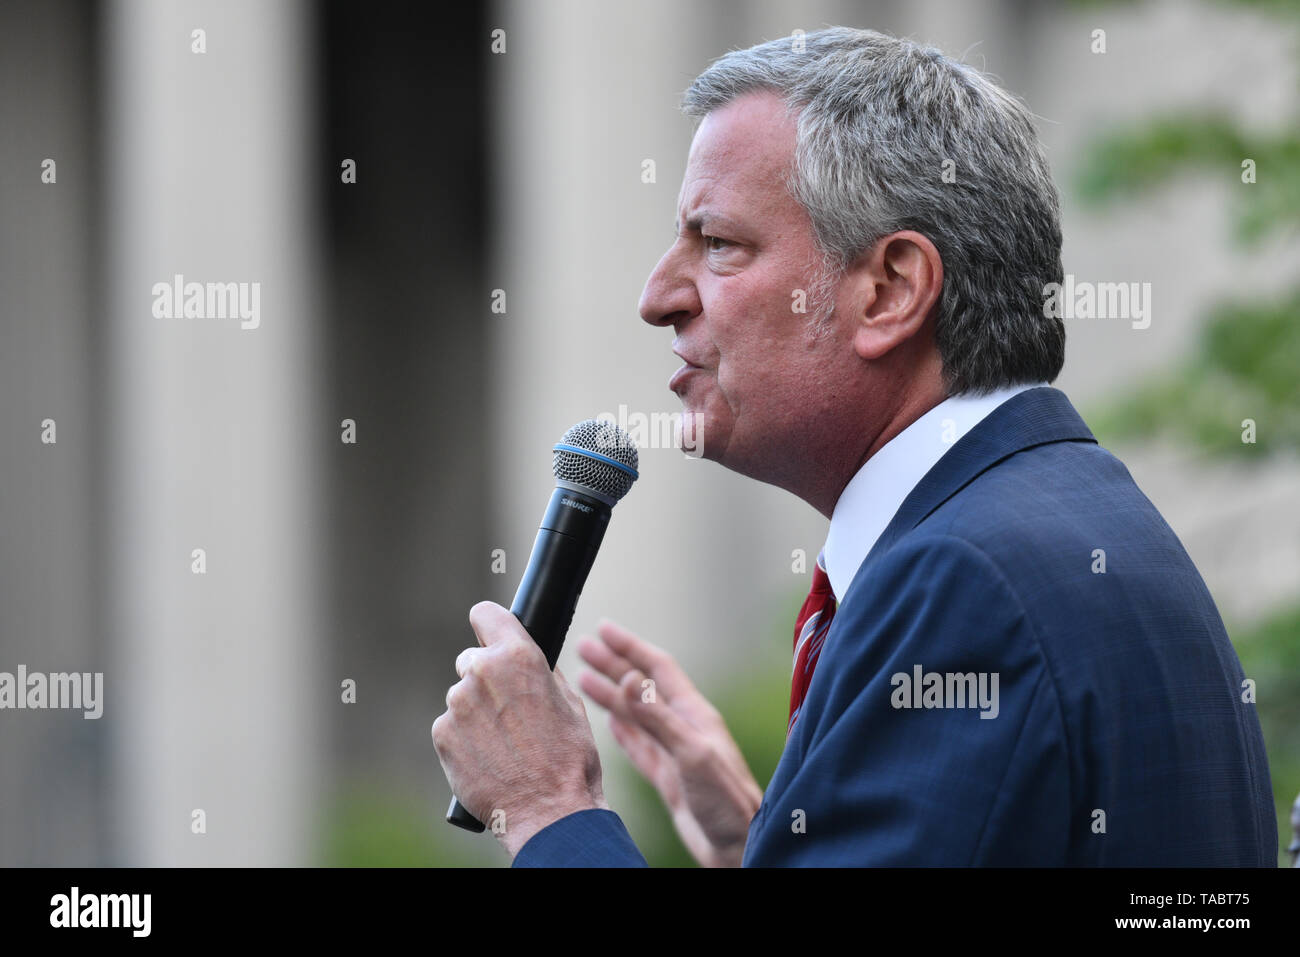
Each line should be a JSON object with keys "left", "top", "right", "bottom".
{"left": 670, "top": 342, "right": 708, "bottom": 395}
{"left": 668, "top": 362, "right": 700, "bottom": 395}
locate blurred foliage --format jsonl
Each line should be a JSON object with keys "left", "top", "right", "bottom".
{"left": 321, "top": 786, "right": 499, "bottom": 867}
{"left": 1233, "top": 602, "right": 1300, "bottom": 865}
{"left": 1073, "top": 0, "right": 1300, "bottom": 456}
{"left": 1077, "top": 114, "right": 1300, "bottom": 245}
{"left": 1088, "top": 291, "right": 1300, "bottom": 454}
{"left": 1071, "top": 0, "right": 1300, "bottom": 22}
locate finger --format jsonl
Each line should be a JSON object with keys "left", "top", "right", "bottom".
{"left": 468, "top": 600, "right": 527, "bottom": 648}
{"left": 588, "top": 665, "right": 706, "bottom": 772}
{"left": 581, "top": 667, "right": 681, "bottom": 744}
{"left": 608, "top": 712, "right": 667, "bottom": 781}
{"left": 577, "top": 666, "right": 628, "bottom": 716}
{"left": 583, "top": 624, "right": 683, "bottom": 694}
{"left": 583, "top": 640, "right": 719, "bottom": 743}
{"left": 454, "top": 647, "right": 483, "bottom": 679}
{"left": 596, "top": 620, "right": 693, "bottom": 696}
{"left": 576, "top": 634, "right": 637, "bottom": 685}
{"left": 618, "top": 666, "right": 699, "bottom": 756}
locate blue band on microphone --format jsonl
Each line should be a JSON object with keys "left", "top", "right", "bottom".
{"left": 553, "top": 443, "right": 640, "bottom": 480}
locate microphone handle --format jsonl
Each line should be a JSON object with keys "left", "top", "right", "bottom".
{"left": 446, "top": 487, "right": 612, "bottom": 832}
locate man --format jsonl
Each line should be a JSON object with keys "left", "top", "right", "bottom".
{"left": 431, "top": 27, "right": 1276, "bottom": 866}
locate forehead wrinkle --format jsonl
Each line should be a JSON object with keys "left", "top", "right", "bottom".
{"left": 680, "top": 157, "right": 793, "bottom": 235}
{"left": 675, "top": 95, "right": 803, "bottom": 241}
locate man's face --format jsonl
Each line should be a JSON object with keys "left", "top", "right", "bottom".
{"left": 639, "top": 91, "right": 852, "bottom": 484}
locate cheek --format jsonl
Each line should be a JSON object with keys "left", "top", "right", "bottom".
{"left": 711, "top": 343, "right": 785, "bottom": 428}
{"left": 706, "top": 268, "right": 811, "bottom": 400}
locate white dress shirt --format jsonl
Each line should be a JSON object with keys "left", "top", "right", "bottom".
{"left": 822, "top": 382, "right": 1049, "bottom": 601}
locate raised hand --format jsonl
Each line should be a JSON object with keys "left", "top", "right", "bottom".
{"left": 576, "top": 619, "right": 762, "bottom": 867}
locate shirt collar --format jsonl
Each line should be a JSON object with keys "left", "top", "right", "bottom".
{"left": 822, "top": 382, "right": 1048, "bottom": 601}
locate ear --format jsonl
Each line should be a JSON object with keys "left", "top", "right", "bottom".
{"left": 850, "top": 230, "right": 943, "bottom": 362}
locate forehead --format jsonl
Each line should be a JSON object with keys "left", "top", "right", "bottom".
{"left": 678, "top": 91, "right": 799, "bottom": 218}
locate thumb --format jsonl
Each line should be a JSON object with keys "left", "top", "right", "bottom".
{"left": 467, "top": 600, "right": 526, "bottom": 648}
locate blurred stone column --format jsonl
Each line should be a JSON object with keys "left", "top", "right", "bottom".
{"left": 103, "top": 0, "right": 322, "bottom": 865}
{"left": 0, "top": 0, "right": 101, "bottom": 866}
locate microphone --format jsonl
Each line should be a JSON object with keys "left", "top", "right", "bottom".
{"left": 446, "top": 418, "right": 640, "bottom": 832}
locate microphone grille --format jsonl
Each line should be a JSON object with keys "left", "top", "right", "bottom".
{"left": 553, "top": 419, "right": 640, "bottom": 504}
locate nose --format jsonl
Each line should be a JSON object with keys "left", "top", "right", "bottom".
{"left": 639, "top": 243, "right": 701, "bottom": 329}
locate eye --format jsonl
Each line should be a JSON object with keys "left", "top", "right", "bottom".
{"left": 703, "top": 234, "right": 733, "bottom": 252}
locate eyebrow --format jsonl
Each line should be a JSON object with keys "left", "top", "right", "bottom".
{"left": 676, "top": 211, "right": 747, "bottom": 236}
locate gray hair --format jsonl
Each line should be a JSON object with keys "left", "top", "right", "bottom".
{"left": 683, "top": 27, "right": 1065, "bottom": 395}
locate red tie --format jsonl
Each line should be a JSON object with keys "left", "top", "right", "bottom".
{"left": 788, "top": 552, "right": 837, "bottom": 736}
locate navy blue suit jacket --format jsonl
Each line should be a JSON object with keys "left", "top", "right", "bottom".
{"left": 513, "top": 387, "right": 1276, "bottom": 867}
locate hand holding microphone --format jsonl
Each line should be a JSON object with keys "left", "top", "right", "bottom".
{"left": 432, "top": 420, "right": 639, "bottom": 843}
{"left": 435, "top": 601, "right": 609, "bottom": 854}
